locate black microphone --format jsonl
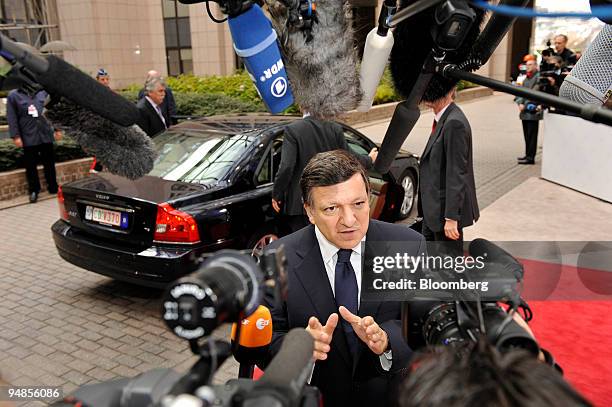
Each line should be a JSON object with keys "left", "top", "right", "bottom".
{"left": 463, "top": 0, "right": 530, "bottom": 71}
{"left": 560, "top": 24, "right": 612, "bottom": 106}
{"left": 245, "top": 328, "right": 314, "bottom": 406}
{"left": 0, "top": 33, "right": 140, "bottom": 127}
{"left": 266, "top": 0, "right": 362, "bottom": 119}
{"left": 375, "top": 0, "right": 486, "bottom": 174}
{"left": 469, "top": 238, "right": 524, "bottom": 281}
{"left": 45, "top": 98, "right": 156, "bottom": 180}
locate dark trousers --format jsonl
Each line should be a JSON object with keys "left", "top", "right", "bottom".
{"left": 421, "top": 218, "right": 464, "bottom": 258}
{"left": 521, "top": 120, "right": 539, "bottom": 161}
{"left": 23, "top": 143, "right": 58, "bottom": 194}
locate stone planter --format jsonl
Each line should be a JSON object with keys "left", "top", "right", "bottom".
{"left": 0, "top": 157, "right": 93, "bottom": 201}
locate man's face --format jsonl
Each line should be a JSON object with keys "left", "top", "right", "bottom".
{"left": 97, "top": 76, "right": 110, "bottom": 87}
{"left": 305, "top": 173, "right": 370, "bottom": 249}
{"left": 554, "top": 36, "right": 566, "bottom": 53}
{"left": 148, "top": 83, "right": 166, "bottom": 105}
{"left": 526, "top": 60, "right": 537, "bottom": 73}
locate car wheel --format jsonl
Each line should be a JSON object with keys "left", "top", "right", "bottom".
{"left": 397, "top": 170, "right": 416, "bottom": 220}
{"left": 249, "top": 232, "right": 279, "bottom": 261}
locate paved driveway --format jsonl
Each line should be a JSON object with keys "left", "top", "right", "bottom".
{"left": 0, "top": 92, "right": 540, "bottom": 406}
{"left": 0, "top": 198, "right": 237, "bottom": 406}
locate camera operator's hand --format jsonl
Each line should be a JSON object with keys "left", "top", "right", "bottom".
{"left": 519, "top": 104, "right": 525, "bottom": 112}
{"left": 305, "top": 313, "right": 338, "bottom": 361}
{"left": 339, "top": 306, "right": 389, "bottom": 355}
{"left": 547, "top": 76, "right": 556, "bottom": 86}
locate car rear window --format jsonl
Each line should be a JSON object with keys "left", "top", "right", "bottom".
{"left": 150, "top": 131, "right": 257, "bottom": 184}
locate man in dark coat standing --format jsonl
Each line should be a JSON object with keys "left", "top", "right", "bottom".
{"left": 272, "top": 116, "right": 377, "bottom": 233}
{"left": 137, "top": 70, "right": 177, "bottom": 126}
{"left": 418, "top": 87, "right": 479, "bottom": 255}
{"left": 7, "top": 88, "right": 61, "bottom": 203}
{"left": 136, "top": 77, "right": 168, "bottom": 138}
{"left": 514, "top": 59, "right": 543, "bottom": 165}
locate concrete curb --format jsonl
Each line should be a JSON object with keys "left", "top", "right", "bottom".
{"left": 341, "top": 86, "right": 494, "bottom": 126}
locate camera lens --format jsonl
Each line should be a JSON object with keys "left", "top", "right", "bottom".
{"left": 162, "top": 250, "right": 262, "bottom": 340}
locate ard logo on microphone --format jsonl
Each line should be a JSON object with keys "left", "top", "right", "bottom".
{"left": 271, "top": 78, "right": 287, "bottom": 98}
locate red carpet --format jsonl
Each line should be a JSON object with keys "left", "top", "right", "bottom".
{"left": 521, "top": 258, "right": 612, "bottom": 407}
{"left": 529, "top": 300, "right": 612, "bottom": 407}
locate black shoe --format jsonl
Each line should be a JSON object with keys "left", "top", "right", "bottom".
{"left": 517, "top": 156, "right": 527, "bottom": 160}
{"left": 29, "top": 192, "right": 38, "bottom": 203}
{"left": 518, "top": 159, "right": 535, "bottom": 165}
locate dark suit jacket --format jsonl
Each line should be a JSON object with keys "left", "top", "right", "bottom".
{"left": 138, "top": 86, "right": 177, "bottom": 125}
{"left": 272, "top": 117, "right": 373, "bottom": 216}
{"left": 418, "top": 103, "right": 479, "bottom": 232}
{"left": 136, "top": 97, "right": 167, "bottom": 138}
{"left": 263, "top": 220, "right": 426, "bottom": 407}
{"left": 515, "top": 73, "right": 544, "bottom": 121}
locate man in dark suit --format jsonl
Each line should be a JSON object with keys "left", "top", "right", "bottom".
{"left": 265, "top": 150, "right": 426, "bottom": 407}
{"left": 138, "top": 70, "right": 177, "bottom": 126}
{"left": 515, "top": 59, "right": 543, "bottom": 165}
{"left": 136, "top": 77, "right": 168, "bottom": 138}
{"left": 272, "top": 116, "right": 377, "bottom": 233}
{"left": 418, "top": 87, "right": 479, "bottom": 256}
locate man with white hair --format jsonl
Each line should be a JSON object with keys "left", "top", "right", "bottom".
{"left": 137, "top": 70, "right": 177, "bottom": 126}
{"left": 136, "top": 76, "right": 168, "bottom": 137}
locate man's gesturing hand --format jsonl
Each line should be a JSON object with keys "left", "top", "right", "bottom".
{"left": 339, "top": 306, "right": 388, "bottom": 355}
{"left": 305, "top": 313, "right": 338, "bottom": 361}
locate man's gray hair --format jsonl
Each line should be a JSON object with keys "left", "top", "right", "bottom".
{"left": 144, "top": 76, "right": 166, "bottom": 93}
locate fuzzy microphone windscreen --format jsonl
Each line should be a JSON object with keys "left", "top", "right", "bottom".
{"left": 45, "top": 98, "right": 157, "bottom": 180}
{"left": 265, "top": 0, "right": 362, "bottom": 119}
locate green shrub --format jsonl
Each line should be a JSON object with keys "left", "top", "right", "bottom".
{"left": 0, "top": 139, "right": 23, "bottom": 172}
{"left": 0, "top": 136, "right": 89, "bottom": 172}
{"left": 125, "top": 71, "right": 262, "bottom": 105}
{"left": 119, "top": 70, "right": 480, "bottom": 118}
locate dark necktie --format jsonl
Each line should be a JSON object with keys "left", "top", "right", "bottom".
{"left": 432, "top": 119, "right": 437, "bottom": 133}
{"left": 335, "top": 249, "right": 359, "bottom": 356}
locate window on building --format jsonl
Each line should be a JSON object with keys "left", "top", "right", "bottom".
{"left": 163, "top": 0, "right": 193, "bottom": 76}
{"left": 0, "top": 0, "right": 48, "bottom": 46}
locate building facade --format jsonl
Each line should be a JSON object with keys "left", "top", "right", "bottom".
{"left": 1, "top": 0, "right": 514, "bottom": 89}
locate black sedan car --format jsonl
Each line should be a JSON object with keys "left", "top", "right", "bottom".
{"left": 52, "top": 115, "right": 419, "bottom": 287}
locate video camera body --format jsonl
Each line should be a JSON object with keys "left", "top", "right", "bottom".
{"left": 406, "top": 239, "right": 539, "bottom": 357}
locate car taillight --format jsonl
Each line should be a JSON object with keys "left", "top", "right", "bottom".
{"left": 57, "top": 185, "right": 68, "bottom": 221}
{"left": 154, "top": 203, "right": 200, "bottom": 244}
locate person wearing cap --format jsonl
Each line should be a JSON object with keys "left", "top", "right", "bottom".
{"left": 96, "top": 68, "right": 110, "bottom": 87}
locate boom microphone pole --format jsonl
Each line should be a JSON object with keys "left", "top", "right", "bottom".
{"left": 441, "top": 65, "right": 612, "bottom": 126}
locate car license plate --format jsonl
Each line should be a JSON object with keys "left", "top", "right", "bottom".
{"left": 85, "top": 205, "right": 129, "bottom": 229}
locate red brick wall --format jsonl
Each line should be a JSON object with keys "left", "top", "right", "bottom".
{"left": 0, "top": 158, "right": 94, "bottom": 201}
